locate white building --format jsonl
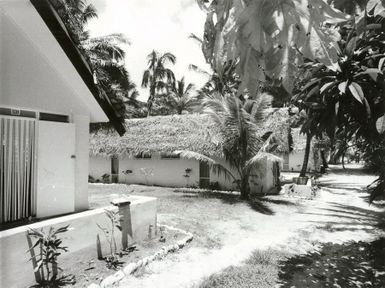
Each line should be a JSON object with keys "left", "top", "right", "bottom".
{"left": 89, "top": 114, "right": 283, "bottom": 195}
{"left": 280, "top": 128, "right": 322, "bottom": 173}
{"left": 0, "top": 0, "right": 125, "bottom": 225}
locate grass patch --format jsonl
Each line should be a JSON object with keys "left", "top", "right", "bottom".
{"left": 196, "top": 249, "right": 286, "bottom": 288}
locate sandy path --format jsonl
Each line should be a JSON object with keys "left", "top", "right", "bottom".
{"left": 117, "top": 166, "right": 385, "bottom": 288}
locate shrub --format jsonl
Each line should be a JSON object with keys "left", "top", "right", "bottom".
{"left": 27, "top": 225, "right": 73, "bottom": 284}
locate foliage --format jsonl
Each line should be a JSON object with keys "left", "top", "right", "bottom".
{"left": 51, "top": 0, "right": 137, "bottom": 119}
{"left": 142, "top": 50, "right": 176, "bottom": 116}
{"left": 197, "top": 0, "right": 348, "bottom": 95}
{"left": 194, "top": 60, "right": 241, "bottom": 98}
{"left": 176, "top": 92, "right": 281, "bottom": 199}
{"left": 293, "top": 0, "right": 385, "bottom": 199}
{"left": 96, "top": 209, "right": 124, "bottom": 270}
{"left": 155, "top": 77, "right": 198, "bottom": 115}
{"left": 27, "top": 225, "right": 71, "bottom": 283}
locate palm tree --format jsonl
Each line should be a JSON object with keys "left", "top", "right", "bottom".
{"left": 52, "top": 0, "right": 135, "bottom": 119}
{"left": 51, "top": 0, "right": 98, "bottom": 42}
{"left": 190, "top": 60, "right": 241, "bottom": 99}
{"left": 175, "top": 93, "right": 280, "bottom": 199}
{"left": 141, "top": 50, "right": 176, "bottom": 116}
{"left": 165, "top": 77, "right": 197, "bottom": 114}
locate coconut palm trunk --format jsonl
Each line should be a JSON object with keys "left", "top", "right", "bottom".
{"left": 239, "top": 175, "right": 250, "bottom": 200}
{"left": 300, "top": 132, "right": 313, "bottom": 177}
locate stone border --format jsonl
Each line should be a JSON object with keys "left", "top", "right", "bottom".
{"left": 88, "top": 225, "right": 193, "bottom": 288}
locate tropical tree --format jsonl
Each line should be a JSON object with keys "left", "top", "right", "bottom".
{"left": 141, "top": 50, "right": 176, "bottom": 116}
{"left": 162, "top": 77, "right": 197, "bottom": 115}
{"left": 196, "top": 0, "right": 348, "bottom": 96}
{"left": 293, "top": 0, "right": 385, "bottom": 197}
{"left": 51, "top": 0, "right": 135, "bottom": 119}
{"left": 176, "top": 92, "right": 280, "bottom": 199}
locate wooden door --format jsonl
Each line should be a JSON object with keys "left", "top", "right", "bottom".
{"left": 199, "top": 161, "right": 210, "bottom": 189}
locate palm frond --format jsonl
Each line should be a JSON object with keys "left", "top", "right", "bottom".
{"left": 174, "top": 150, "right": 216, "bottom": 164}
{"left": 161, "top": 52, "right": 177, "bottom": 65}
{"left": 249, "top": 93, "right": 273, "bottom": 124}
{"left": 142, "top": 70, "right": 151, "bottom": 87}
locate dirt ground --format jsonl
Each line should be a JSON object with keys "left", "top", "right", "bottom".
{"left": 88, "top": 164, "right": 385, "bottom": 288}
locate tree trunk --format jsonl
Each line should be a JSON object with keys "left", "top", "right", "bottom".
{"left": 341, "top": 151, "right": 346, "bottom": 169}
{"left": 300, "top": 133, "right": 312, "bottom": 177}
{"left": 320, "top": 150, "right": 328, "bottom": 168}
{"left": 239, "top": 176, "right": 250, "bottom": 200}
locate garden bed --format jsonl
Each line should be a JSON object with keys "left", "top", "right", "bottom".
{"left": 28, "top": 226, "right": 188, "bottom": 287}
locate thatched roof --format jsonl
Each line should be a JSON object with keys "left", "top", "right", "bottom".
{"left": 89, "top": 110, "right": 291, "bottom": 158}
{"left": 90, "top": 114, "right": 223, "bottom": 158}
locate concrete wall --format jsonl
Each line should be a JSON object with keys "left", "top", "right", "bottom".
{"left": 0, "top": 196, "right": 157, "bottom": 288}
{"left": 90, "top": 154, "right": 201, "bottom": 187}
{"left": 89, "top": 155, "right": 279, "bottom": 194}
{"left": 281, "top": 150, "right": 320, "bottom": 173}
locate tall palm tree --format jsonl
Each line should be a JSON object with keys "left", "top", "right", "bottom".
{"left": 142, "top": 50, "right": 176, "bottom": 116}
{"left": 175, "top": 93, "right": 280, "bottom": 199}
{"left": 165, "top": 77, "right": 197, "bottom": 114}
{"left": 52, "top": 0, "right": 135, "bottom": 119}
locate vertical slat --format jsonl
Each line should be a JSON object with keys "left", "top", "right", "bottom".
{"left": 23, "top": 121, "right": 28, "bottom": 218}
{"left": 3, "top": 118, "right": 8, "bottom": 222}
{"left": 21, "top": 120, "right": 26, "bottom": 219}
{"left": 7, "top": 119, "right": 12, "bottom": 222}
{"left": 30, "top": 120, "right": 37, "bottom": 217}
{"left": 0, "top": 118, "right": 4, "bottom": 223}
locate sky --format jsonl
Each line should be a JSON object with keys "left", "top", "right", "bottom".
{"left": 87, "top": 0, "right": 211, "bottom": 101}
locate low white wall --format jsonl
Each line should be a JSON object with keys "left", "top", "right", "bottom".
{"left": 0, "top": 195, "right": 157, "bottom": 288}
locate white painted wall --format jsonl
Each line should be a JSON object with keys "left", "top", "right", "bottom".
{"left": 281, "top": 150, "right": 320, "bottom": 172}
{"left": 0, "top": 0, "right": 107, "bottom": 122}
{"left": 89, "top": 155, "right": 279, "bottom": 194}
{"left": 36, "top": 121, "right": 75, "bottom": 218}
{"left": 73, "top": 115, "right": 90, "bottom": 212}
{"left": 89, "top": 156, "right": 111, "bottom": 180}
{"left": 90, "top": 155, "right": 200, "bottom": 187}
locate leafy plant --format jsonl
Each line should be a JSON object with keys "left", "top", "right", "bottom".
{"left": 197, "top": 0, "right": 348, "bottom": 94}
{"left": 96, "top": 209, "right": 123, "bottom": 270}
{"left": 175, "top": 92, "right": 281, "bottom": 199}
{"left": 27, "top": 225, "right": 71, "bottom": 284}
{"left": 101, "top": 173, "right": 110, "bottom": 183}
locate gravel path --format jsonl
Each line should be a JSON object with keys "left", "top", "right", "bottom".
{"left": 117, "top": 165, "right": 385, "bottom": 288}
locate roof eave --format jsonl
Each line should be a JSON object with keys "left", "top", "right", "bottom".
{"left": 30, "top": 0, "right": 126, "bottom": 136}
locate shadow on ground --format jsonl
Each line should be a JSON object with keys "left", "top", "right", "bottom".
{"left": 299, "top": 201, "right": 385, "bottom": 232}
{"left": 278, "top": 238, "right": 385, "bottom": 288}
{"left": 176, "top": 190, "right": 296, "bottom": 215}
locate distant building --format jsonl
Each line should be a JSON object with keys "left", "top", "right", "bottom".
{"left": 89, "top": 113, "right": 285, "bottom": 194}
